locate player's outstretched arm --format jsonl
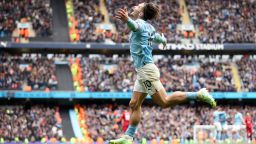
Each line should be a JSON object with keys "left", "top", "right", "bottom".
{"left": 115, "top": 8, "right": 139, "bottom": 32}
{"left": 154, "top": 33, "right": 167, "bottom": 48}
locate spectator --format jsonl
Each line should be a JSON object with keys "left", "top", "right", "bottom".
{"left": 0, "top": 106, "right": 63, "bottom": 142}
{"left": 105, "top": 0, "right": 182, "bottom": 43}
{"left": 85, "top": 104, "right": 256, "bottom": 141}
{"left": 186, "top": 0, "right": 256, "bottom": 43}
{"left": 0, "top": 54, "right": 58, "bottom": 90}
{"left": 80, "top": 55, "right": 236, "bottom": 92}
{"left": 236, "top": 56, "right": 256, "bottom": 92}
{"left": 73, "top": 0, "right": 104, "bottom": 42}
{"left": 0, "top": 0, "right": 53, "bottom": 37}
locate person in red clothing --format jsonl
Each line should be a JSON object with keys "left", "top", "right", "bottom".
{"left": 245, "top": 112, "right": 253, "bottom": 140}
{"left": 121, "top": 110, "right": 130, "bottom": 132}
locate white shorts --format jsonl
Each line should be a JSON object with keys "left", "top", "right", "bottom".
{"left": 214, "top": 122, "right": 222, "bottom": 131}
{"left": 214, "top": 122, "right": 228, "bottom": 131}
{"left": 232, "top": 125, "right": 241, "bottom": 132}
{"left": 133, "top": 63, "right": 164, "bottom": 95}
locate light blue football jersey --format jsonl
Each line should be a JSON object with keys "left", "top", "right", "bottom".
{"left": 234, "top": 112, "right": 243, "bottom": 125}
{"left": 213, "top": 111, "right": 227, "bottom": 124}
{"left": 213, "top": 111, "right": 221, "bottom": 123}
{"left": 219, "top": 112, "right": 227, "bottom": 124}
{"left": 129, "top": 19, "right": 156, "bottom": 69}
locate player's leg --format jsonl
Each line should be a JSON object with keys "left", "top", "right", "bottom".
{"left": 222, "top": 124, "right": 228, "bottom": 141}
{"left": 246, "top": 128, "right": 250, "bottom": 140}
{"left": 233, "top": 125, "right": 241, "bottom": 140}
{"left": 110, "top": 81, "right": 147, "bottom": 144}
{"left": 150, "top": 80, "right": 216, "bottom": 108}
{"left": 137, "top": 63, "right": 216, "bottom": 108}
{"left": 125, "top": 91, "right": 147, "bottom": 136}
{"left": 122, "top": 124, "right": 129, "bottom": 133}
{"left": 214, "top": 122, "right": 222, "bottom": 141}
{"left": 247, "top": 128, "right": 253, "bottom": 141}
{"left": 151, "top": 87, "right": 186, "bottom": 108}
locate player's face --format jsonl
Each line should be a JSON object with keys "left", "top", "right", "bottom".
{"left": 131, "top": 3, "right": 145, "bottom": 16}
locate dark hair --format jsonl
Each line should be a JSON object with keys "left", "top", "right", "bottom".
{"left": 142, "top": 3, "right": 160, "bottom": 20}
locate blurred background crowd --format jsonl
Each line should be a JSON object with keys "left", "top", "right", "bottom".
{"left": 0, "top": 54, "right": 57, "bottom": 90}
{"left": 0, "top": 105, "right": 62, "bottom": 142}
{"left": 0, "top": 0, "right": 52, "bottom": 37}
{"left": 80, "top": 55, "right": 244, "bottom": 92}
{"left": 1, "top": 54, "right": 256, "bottom": 93}
{"left": 187, "top": 0, "right": 256, "bottom": 43}
{"left": 84, "top": 104, "right": 256, "bottom": 141}
{"left": 0, "top": 104, "right": 254, "bottom": 143}
{"left": 0, "top": 0, "right": 255, "bottom": 43}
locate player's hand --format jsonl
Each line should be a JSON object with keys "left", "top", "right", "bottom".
{"left": 115, "top": 8, "right": 129, "bottom": 23}
{"left": 162, "top": 33, "right": 167, "bottom": 49}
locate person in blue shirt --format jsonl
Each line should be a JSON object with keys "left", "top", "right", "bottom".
{"left": 213, "top": 108, "right": 228, "bottom": 141}
{"left": 110, "top": 2, "right": 216, "bottom": 144}
{"left": 219, "top": 111, "right": 229, "bottom": 140}
{"left": 232, "top": 108, "right": 244, "bottom": 140}
{"left": 234, "top": 111, "right": 244, "bottom": 126}
{"left": 213, "top": 108, "right": 224, "bottom": 140}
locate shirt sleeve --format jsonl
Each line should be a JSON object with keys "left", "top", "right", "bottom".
{"left": 127, "top": 17, "right": 139, "bottom": 32}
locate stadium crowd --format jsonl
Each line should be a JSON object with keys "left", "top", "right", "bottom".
{"left": 2, "top": 54, "right": 254, "bottom": 92}
{"left": 105, "top": 0, "right": 182, "bottom": 43}
{"left": 85, "top": 104, "right": 256, "bottom": 142}
{"left": 0, "top": 54, "right": 58, "bottom": 90}
{"left": 236, "top": 56, "right": 256, "bottom": 92}
{"left": 0, "top": 0, "right": 53, "bottom": 37}
{"left": 73, "top": 0, "right": 104, "bottom": 42}
{"left": 0, "top": 106, "right": 63, "bottom": 142}
{"left": 81, "top": 56, "right": 236, "bottom": 92}
{"left": 1, "top": 0, "right": 255, "bottom": 44}
{"left": 73, "top": 0, "right": 256, "bottom": 43}
{"left": 80, "top": 56, "right": 135, "bottom": 92}
{"left": 186, "top": 0, "right": 256, "bottom": 43}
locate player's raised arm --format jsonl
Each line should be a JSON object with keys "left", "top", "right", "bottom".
{"left": 115, "top": 8, "right": 139, "bottom": 32}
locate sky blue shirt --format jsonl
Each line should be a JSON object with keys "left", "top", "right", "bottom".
{"left": 213, "top": 111, "right": 227, "bottom": 124}
{"left": 219, "top": 112, "right": 227, "bottom": 124}
{"left": 213, "top": 111, "right": 221, "bottom": 122}
{"left": 234, "top": 112, "right": 243, "bottom": 125}
{"left": 127, "top": 18, "right": 166, "bottom": 69}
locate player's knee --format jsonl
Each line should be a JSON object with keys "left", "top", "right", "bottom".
{"left": 129, "top": 99, "right": 139, "bottom": 110}
{"left": 159, "top": 99, "right": 169, "bottom": 108}
{"left": 173, "top": 91, "right": 185, "bottom": 99}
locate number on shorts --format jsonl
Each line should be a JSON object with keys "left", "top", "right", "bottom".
{"left": 143, "top": 80, "right": 152, "bottom": 91}
{"left": 148, "top": 32, "right": 155, "bottom": 46}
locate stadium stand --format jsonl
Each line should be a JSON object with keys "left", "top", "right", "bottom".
{"left": 69, "top": 57, "right": 84, "bottom": 92}
{"left": 1, "top": 0, "right": 256, "bottom": 143}
{"left": 186, "top": 0, "right": 256, "bottom": 43}
{"left": 80, "top": 56, "right": 135, "bottom": 92}
{"left": 0, "top": 0, "right": 53, "bottom": 38}
{"left": 72, "top": 0, "right": 104, "bottom": 42}
{"left": 105, "top": 0, "right": 182, "bottom": 43}
{"left": 71, "top": 0, "right": 256, "bottom": 43}
{"left": 80, "top": 55, "right": 236, "bottom": 92}
{"left": 74, "top": 105, "right": 92, "bottom": 142}
{"left": 0, "top": 54, "right": 58, "bottom": 90}
{"left": 84, "top": 104, "right": 256, "bottom": 142}
{"left": 236, "top": 56, "right": 256, "bottom": 92}
{"left": 3, "top": 54, "right": 256, "bottom": 93}
{"left": 0, "top": 105, "right": 63, "bottom": 143}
